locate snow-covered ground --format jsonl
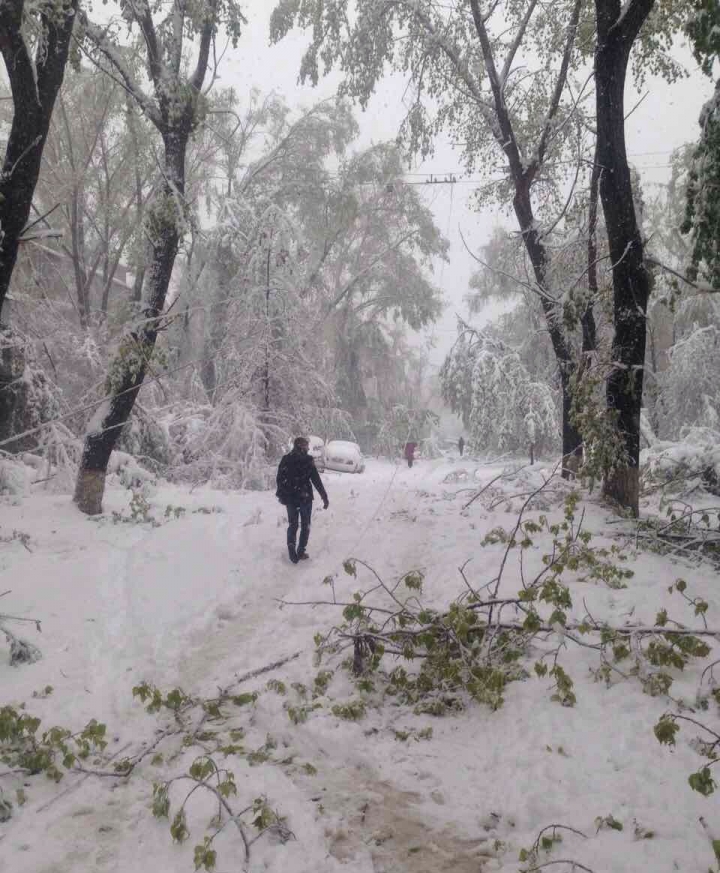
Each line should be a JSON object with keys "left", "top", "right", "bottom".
{"left": 1, "top": 457, "right": 720, "bottom": 872}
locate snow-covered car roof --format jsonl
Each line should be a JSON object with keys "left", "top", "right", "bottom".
{"left": 326, "top": 440, "right": 361, "bottom": 451}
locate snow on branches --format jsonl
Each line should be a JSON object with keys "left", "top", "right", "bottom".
{"left": 441, "top": 326, "right": 559, "bottom": 458}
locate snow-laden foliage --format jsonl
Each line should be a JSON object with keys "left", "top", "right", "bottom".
{"left": 372, "top": 404, "right": 439, "bottom": 458}
{"left": 0, "top": 456, "right": 34, "bottom": 495}
{"left": 117, "top": 406, "right": 172, "bottom": 472}
{"left": 441, "top": 327, "right": 559, "bottom": 457}
{"left": 168, "top": 397, "right": 272, "bottom": 491}
{"left": 0, "top": 82, "right": 447, "bottom": 493}
{"left": 683, "top": 80, "right": 720, "bottom": 288}
{"left": 642, "top": 425, "right": 720, "bottom": 495}
{"left": 660, "top": 325, "right": 720, "bottom": 437}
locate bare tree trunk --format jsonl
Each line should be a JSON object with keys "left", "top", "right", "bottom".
{"left": 74, "top": 131, "right": 187, "bottom": 514}
{"left": 131, "top": 268, "right": 146, "bottom": 304}
{"left": 584, "top": 155, "right": 600, "bottom": 357}
{"left": 594, "top": 0, "right": 655, "bottom": 516}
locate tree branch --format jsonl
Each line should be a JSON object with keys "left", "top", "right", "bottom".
{"left": 468, "top": 0, "right": 524, "bottom": 178}
{"left": 80, "top": 15, "right": 162, "bottom": 129}
{"left": 190, "top": 0, "right": 218, "bottom": 92}
{"left": 611, "top": 0, "right": 656, "bottom": 44}
{"left": 0, "top": 0, "right": 40, "bottom": 113}
{"left": 500, "top": 0, "right": 540, "bottom": 87}
{"left": 534, "top": 0, "right": 582, "bottom": 172}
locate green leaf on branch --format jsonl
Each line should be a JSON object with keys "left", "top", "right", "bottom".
{"left": 403, "top": 571, "right": 424, "bottom": 590}
{"left": 193, "top": 837, "right": 217, "bottom": 871}
{"left": 170, "top": 809, "right": 189, "bottom": 843}
{"left": 654, "top": 715, "right": 679, "bottom": 746}
{"left": 689, "top": 766, "right": 716, "bottom": 796}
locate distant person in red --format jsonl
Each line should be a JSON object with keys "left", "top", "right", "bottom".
{"left": 404, "top": 441, "right": 417, "bottom": 468}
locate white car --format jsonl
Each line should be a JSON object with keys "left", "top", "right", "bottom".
{"left": 324, "top": 440, "right": 365, "bottom": 473}
{"left": 288, "top": 435, "right": 325, "bottom": 470}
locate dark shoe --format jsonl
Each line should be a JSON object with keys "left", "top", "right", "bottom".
{"left": 288, "top": 546, "right": 299, "bottom": 564}
{"left": 297, "top": 552, "right": 309, "bottom": 561}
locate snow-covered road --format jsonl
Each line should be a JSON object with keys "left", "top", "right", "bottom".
{"left": 2, "top": 458, "right": 720, "bottom": 872}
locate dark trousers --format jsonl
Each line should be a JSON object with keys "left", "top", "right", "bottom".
{"left": 406, "top": 457, "right": 413, "bottom": 468}
{"left": 287, "top": 501, "right": 312, "bottom": 555}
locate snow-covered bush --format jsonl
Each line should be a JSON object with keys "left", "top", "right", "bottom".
{"left": 108, "top": 451, "right": 156, "bottom": 491}
{"left": 0, "top": 329, "right": 62, "bottom": 454}
{"left": 117, "top": 407, "right": 171, "bottom": 472}
{"left": 169, "top": 396, "right": 273, "bottom": 490}
{"left": 0, "top": 457, "right": 34, "bottom": 495}
{"left": 642, "top": 426, "right": 720, "bottom": 494}
{"left": 659, "top": 325, "right": 720, "bottom": 438}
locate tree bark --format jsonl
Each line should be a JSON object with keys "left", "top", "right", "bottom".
{"left": 584, "top": 154, "right": 600, "bottom": 356}
{"left": 594, "top": 0, "right": 655, "bottom": 516}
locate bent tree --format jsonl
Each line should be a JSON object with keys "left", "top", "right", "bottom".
{"left": 271, "top": 0, "right": 591, "bottom": 475}
{"left": 594, "top": 0, "right": 655, "bottom": 515}
{"left": 74, "top": 0, "right": 245, "bottom": 514}
{"left": 0, "top": 0, "right": 78, "bottom": 442}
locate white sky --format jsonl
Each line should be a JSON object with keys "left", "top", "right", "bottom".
{"left": 219, "top": 3, "right": 715, "bottom": 367}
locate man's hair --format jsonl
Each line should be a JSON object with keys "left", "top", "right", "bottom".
{"left": 293, "top": 436, "right": 309, "bottom": 450}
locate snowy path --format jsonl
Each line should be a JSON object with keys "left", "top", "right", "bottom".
{"left": 2, "top": 459, "right": 720, "bottom": 872}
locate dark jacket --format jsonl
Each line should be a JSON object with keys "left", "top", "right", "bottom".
{"left": 276, "top": 449, "right": 328, "bottom": 506}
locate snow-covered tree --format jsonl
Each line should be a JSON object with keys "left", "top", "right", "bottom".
{"left": 0, "top": 0, "right": 79, "bottom": 449}
{"left": 683, "top": 0, "right": 720, "bottom": 288}
{"left": 32, "top": 64, "right": 156, "bottom": 327}
{"left": 73, "top": 0, "right": 246, "bottom": 515}
{"left": 441, "top": 326, "right": 559, "bottom": 458}
{"left": 270, "top": 0, "right": 590, "bottom": 471}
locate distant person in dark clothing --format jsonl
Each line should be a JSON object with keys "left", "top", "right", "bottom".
{"left": 404, "top": 441, "right": 417, "bottom": 468}
{"left": 276, "top": 436, "right": 329, "bottom": 563}
{"left": 458, "top": 436, "right": 465, "bottom": 457}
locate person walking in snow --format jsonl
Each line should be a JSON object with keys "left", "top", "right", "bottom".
{"left": 458, "top": 435, "right": 465, "bottom": 457}
{"left": 276, "top": 436, "right": 329, "bottom": 563}
{"left": 404, "top": 441, "right": 417, "bottom": 468}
